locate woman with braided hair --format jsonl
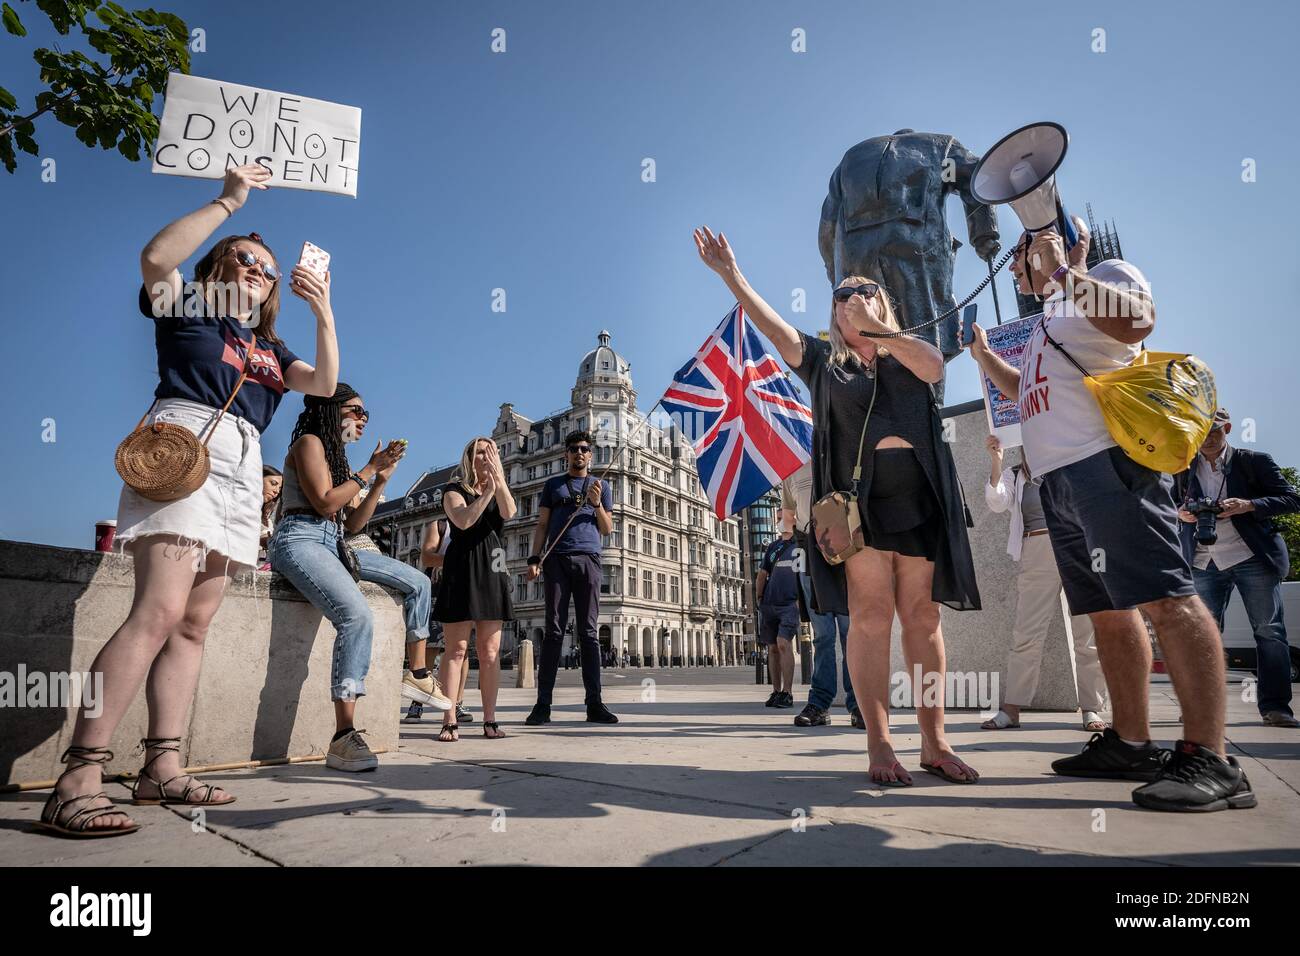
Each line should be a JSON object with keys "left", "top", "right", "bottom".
{"left": 268, "top": 383, "right": 441, "bottom": 772}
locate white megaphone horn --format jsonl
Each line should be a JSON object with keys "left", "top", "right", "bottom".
{"left": 972, "top": 121, "right": 1078, "bottom": 249}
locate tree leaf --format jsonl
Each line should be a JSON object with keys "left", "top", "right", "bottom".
{"left": 0, "top": 85, "right": 16, "bottom": 111}
{"left": 2, "top": 2, "right": 26, "bottom": 36}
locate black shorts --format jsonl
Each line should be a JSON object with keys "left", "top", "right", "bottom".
{"left": 1040, "top": 446, "right": 1196, "bottom": 615}
{"left": 759, "top": 604, "right": 800, "bottom": 644}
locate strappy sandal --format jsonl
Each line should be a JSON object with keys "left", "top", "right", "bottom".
{"left": 437, "top": 724, "right": 459, "bottom": 742}
{"left": 131, "top": 737, "right": 236, "bottom": 807}
{"left": 920, "top": 755, "right": 980, "bottom": 784}
{"left": 483, "top": 722, "right": 505, "bottom": 739}
{"left": 36, "top": 746, "right": 140, "bottom": 839}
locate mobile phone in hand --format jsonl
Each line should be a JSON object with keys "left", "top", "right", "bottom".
{"left": 298, "top": 241, "right": 331, "bottom": 281}
{"left": 960, "top": 304, "right": 978, "bottom": 347}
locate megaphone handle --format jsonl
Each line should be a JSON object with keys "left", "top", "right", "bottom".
{"left": 1057, "top": 196, "right": 1079, "bottom": 250}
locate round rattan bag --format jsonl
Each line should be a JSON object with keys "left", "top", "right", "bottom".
{"left": 115, "top": 419, "right": 211, "bottom": 502}
{"left": 114, "top": 339, "right": 255, "bottom": 502}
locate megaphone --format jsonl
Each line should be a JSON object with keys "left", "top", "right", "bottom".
{"left": 972, "top": 121, "right": 1078, "bottom": 249}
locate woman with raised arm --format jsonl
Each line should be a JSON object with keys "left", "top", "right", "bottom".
{"left": 434, "top": 437, "right": 517, "bottom": 741}
{"left": 40, "top": 165, "right": 339, "bottom": 838}
{"left": 694, "top": 226, "right": 981, "bottom": 787}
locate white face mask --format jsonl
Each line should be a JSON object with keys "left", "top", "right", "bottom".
{"left": 340, "top": 419, "right": 362, "bottom": 444}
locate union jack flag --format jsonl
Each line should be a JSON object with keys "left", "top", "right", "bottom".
{"left": 659, "top": 304, "right": 813, "bottom": 518}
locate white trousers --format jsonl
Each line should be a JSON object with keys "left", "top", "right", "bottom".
{"left": 1005, "top": 533, "right": 1109, "bottom": 712}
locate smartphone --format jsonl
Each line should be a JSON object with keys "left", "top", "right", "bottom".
{"left": 297, "top": 241, "right": 330, "bottom": 281}
{"left": 960, "top": 303, "right": 978, "bottom": 347}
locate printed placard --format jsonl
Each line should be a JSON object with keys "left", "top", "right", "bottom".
{"left": 151, "top": 73, "right": 361, "bottom": 197}
{"left": 980, "top": 314, "right": 1039, "bottom": 447}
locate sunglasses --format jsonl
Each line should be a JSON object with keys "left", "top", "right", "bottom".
{"left": 340, "top": 404, "right": 370, "bottom": 422}
{"left": 228, "top": 248, "right": 280, "bottom": 282}
{"left": 832, "top": 283, "right": 880, "bottom": 301}
{"left": 567, "top": 445, "right": 592, "bottom": 454}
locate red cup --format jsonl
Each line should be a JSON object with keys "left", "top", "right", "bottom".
{"left": 95, "top": 520, "right": 117, "bottom": 553}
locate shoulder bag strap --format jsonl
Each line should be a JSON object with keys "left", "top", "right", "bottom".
{"left": 1038, "top": 315, "right": 1094, "bottom": 380}
{"left": 847, "top": 361, "right": 879, "bottom": 490}
{"left": 199, "top": 332, "right": 258, "bottom": 446}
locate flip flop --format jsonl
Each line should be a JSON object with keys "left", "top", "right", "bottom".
{"left": 980, "top": 709, "right": 1019, "bottom": 730}
{"left": 868, "top": 760, "right": 914, "bottom": 787}
{"left": 920, "top": 756, "right": 980, "bottom": 784}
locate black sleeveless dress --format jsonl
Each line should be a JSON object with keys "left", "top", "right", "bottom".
{"left": 432, "top": 482, "right": 515, "bottom": 624}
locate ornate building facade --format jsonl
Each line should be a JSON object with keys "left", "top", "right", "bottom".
{"left": 366, "top": 331, "right": 751, "bottom": 666}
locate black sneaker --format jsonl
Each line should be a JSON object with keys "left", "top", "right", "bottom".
{"left": 456, "top": 704, "right": 474, "bottom": 724}
{"left": 776, "top": 692, "right": 795, "bottom": 709}
{"left": 849, "top": 708, "right": 865, "bottom": 730}
{"left": 586, "top": 702, "right": 619, "bottom": 724}
{"left": 1132, "top": 741, "right": 1258, "bottom": 812}
{"left": 1051, "top": 728, "right": 1169, "bottom": 781}
{"left": 403, "top": 700, "right": 424, "bottom": 722}
{"left": 524, "top": 704, "right": 551, "bottom": 726}
{"left": 764, "top": 692, "right": 780, "bottom": 708}
{"left": 794, "top": 704, "right": 830, "bottom": 727}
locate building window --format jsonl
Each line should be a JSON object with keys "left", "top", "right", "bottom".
{"left": 628, "top": 567, "right": 637, "bottom": 596}
{"left": 668, "top": 501, "right": 678, "bottom": 522}
{"left": 656, "top": 533, "right": 666, "bottom": 558}
{"left": 656, "top": 574, "right": 667, "bottom": 602}
{"left": 643, "top": 570, "right": 653, "bottom": 598}
{"left": 628, "top": 523, "right": 637, "bottom": 551}
{"left": 669, "top": 536, "right": 678, "bottom": 561}
{"left": 643, "top": 529, "right": 652, "bottom": 554}
{"left": 611, "top": 521, "right": 622, "bottom": 548}
{"left": 642, "top": 490, "right": 652, "bottom": 512}
{"left": 670, "top": 576, "right": 680, "bottom": 604}
{"left": 601, "top": 566, "right": 613, "bottom": 595}
{"left": 655, "top": 496, "right": 665, "bottom": 518}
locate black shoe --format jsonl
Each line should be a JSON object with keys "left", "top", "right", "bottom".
{"left": 1132, "top": 741, "right": 1258, "bottom": 812}
{"left": 1051, "top": 728, "right": 1169, "bottom": 781}
{"left": 586, "top": 702, "right": 619, "bottom": 724}
{"left": 524, "top": 704, "right": 551, "bottom": 726}
{"left": 849, "top": 708, "right": 866, "bottom": 730}
{"left": 764, "top": 692, "right": 780, "bottom": 708}
{"left": 776, "top": 692, "right": 795, "bottom": 709}
{"left": 403, "top": 700, "right": 424, "bottom": 722}
{"left": 456, "top": 704, "right": 474, "bottom": 724}
{"left": 794, "top": 704, "right": 830, "bottom": 727}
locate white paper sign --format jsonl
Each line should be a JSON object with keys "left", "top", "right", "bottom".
{"left": 151, "top": 73, "right": 361, "bottom": 197}
{"left": 979, "top": 313, "right": 1039, "bottom": 448}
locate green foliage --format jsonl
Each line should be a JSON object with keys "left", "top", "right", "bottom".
{"left": 1278, "top": 466, "right": 1300, "bottom": 582}
{"left": 0, "top": 0, "right": 189, "bottom": 173}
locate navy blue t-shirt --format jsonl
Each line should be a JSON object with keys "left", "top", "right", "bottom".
{"left": 139, "top": 284, "right": 301, "bottom": 434}
{"left": 759, "top": 535, "right": 800, "bottom": 608}
{"left": 540, "top": 473, "right": 614, "bottom": 557}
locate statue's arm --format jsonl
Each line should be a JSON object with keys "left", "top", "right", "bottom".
{"left": 818, "top": 166, "right": 840, "bottom": 283}
{"left": 949, "top": 137, "right": 1001, "bottom": 262}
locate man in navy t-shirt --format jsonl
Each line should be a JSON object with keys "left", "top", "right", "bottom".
{"left": 525, "top": 430, "right": 618, "bottom": 725}
{"left": 757, "top": 510, "right": 802, "bottom": 709}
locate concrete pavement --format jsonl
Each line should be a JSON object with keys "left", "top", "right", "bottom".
{"left": 2, "top": 671, "right": 1296, "bottom": 866}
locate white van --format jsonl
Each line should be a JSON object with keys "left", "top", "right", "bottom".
{"left": 1221, "top": 580, "right": 1300, "bottom": 683}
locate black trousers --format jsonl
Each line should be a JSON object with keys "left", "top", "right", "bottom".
{"left": 537, "top": 552, "right": 603, "bottom": 706}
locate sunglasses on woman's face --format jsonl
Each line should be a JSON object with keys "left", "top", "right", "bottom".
{"left": 341, "top": 404, "right": 369, "bottom": 422}
{"left": 832, "top": 283, "right": 880, "bottom": 301}
{"left": 229, "top": 248, "right": 280, "bottom": 282}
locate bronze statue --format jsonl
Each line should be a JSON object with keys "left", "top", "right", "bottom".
{"left": 819, "top": 129, "right": 1000, "bottom": 396}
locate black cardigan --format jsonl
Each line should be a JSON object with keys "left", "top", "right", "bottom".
{"left": 793, "top": 332, "right": 980, "bottom": 614}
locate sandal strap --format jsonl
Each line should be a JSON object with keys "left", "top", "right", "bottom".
{"left": 59, "top": 746, "right": 115, "bottom": 772}
{"left": 42, "top": 790, "right": 123, "bottom": 831}
{"left": 132, "top": 737, "right": 186, "bottom": 799}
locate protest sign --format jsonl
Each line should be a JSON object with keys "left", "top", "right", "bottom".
{"left": 151, "top": 73, "right": 361, "bottom": 197}
{"left": 980, "top": 313, "right": 1039, "bottom": 447}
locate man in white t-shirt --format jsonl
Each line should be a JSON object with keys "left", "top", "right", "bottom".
{"left": 967, "top": 222, "right": 1256, "bottom": 813}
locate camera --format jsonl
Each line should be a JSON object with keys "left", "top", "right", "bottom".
{"left": 1184, "top": 496, "right": 1222, "bottom": 546}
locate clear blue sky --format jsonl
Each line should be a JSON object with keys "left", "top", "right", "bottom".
{"left": 3, "top": 0, "right": 1296, "bottom": 549}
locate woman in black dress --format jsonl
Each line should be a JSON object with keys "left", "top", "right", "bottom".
{"left": 434, "top": 436, "right": 516, "bottom": 740}
{"left": 695, "top": 226, "right": 981, "bottom": 788}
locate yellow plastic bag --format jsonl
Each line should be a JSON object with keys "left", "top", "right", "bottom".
{"left": 1083, "top": 351, "right": 1217, "bottom": 474}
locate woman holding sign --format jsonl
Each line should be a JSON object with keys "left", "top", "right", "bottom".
{"left": 39, "top": 165, "right": 339, "bottom": 838}
{"left": 694, "top": 226, "right": 981, "bottom": 789}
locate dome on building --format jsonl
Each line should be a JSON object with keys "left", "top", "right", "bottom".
{"left": 576, "top": 330, "right": 632, "bottom": 389}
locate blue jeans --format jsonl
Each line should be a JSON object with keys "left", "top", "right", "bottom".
{"left": 1193, "top": 554, "right": 1293, "bottom": 717}
{"left": 799, "top": 571, "right": 857, "bottom": 713}
{"left": 268, "top": 514, "right": 372, "bottom": 701}
{"left": 355, "top": 548, "right": 430, "bottom": 643}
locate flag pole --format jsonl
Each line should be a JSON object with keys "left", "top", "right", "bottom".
{"left": 537, "top": 398, "right": 667, "bottom": 565}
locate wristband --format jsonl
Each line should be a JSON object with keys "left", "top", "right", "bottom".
{"left": 350, "top": 472, "right": 368, "bottom": 490}
{"left": 211, "top": 197, "right": 235, "bottom": 217}
{"left": 1051, "top": 263, "right": 1069, "bottom": 283}
{"left": 527, "top": 555, "right": 542, "bottom": 567}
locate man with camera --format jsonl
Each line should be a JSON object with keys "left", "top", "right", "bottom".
{"left": 1176, "top": 408, "right": 1300, "bottom": 728}
{"left": 967, "top": 223, "right": 1257, "bottom": 812}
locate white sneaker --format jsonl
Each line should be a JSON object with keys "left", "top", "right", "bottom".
{"left": 402, "top": 670, "right": 453, "bottom": 710}
{"left": 326, "top": 729, "right": 379, "bottom": 772}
